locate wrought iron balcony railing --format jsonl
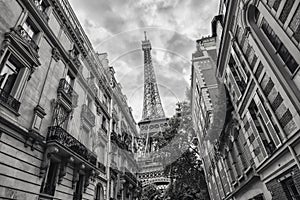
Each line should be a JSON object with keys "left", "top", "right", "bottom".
{"left": 0, "top": 89, "right": 21, "bottom": 113}
{"left": 124, "top": 169, "right": 138, "bottom": 183}
{"left": 57, "top": 78, "right": 78, "bottom": 106}
{"left": 81, "top": 104, "right": 95, "bottom": 127}
{"left": 97, "top": 162, "right": 106, "bottom": 173}
{"left": 110, "top": 131, "right": 130, "bottom": 151}
{"left": 111, "top": 130, "right": 118, "bottom": 142}
{"left": 101, "top": 124, "right": 107, "bottom": 134}
{"left": 47, "top": 126, "right": 97, "bottom": 166}
{"left": 15, "top": 25, "right": 39, "bottom": 51}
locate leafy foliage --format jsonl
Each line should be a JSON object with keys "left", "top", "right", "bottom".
{"left": 143, "top": 100, "right": 210, "bottom": 200}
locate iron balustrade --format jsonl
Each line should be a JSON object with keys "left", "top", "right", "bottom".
{"left": 47, "top": 126, "right": 97, "bottom": 166}
{"left": 110, "top": 131, "right": 130, "bottom": 151}
{"left": 124, "top": 169, "right": 137, "bottom": 183}
{"left": 81, "top": 104, "right": 95, "bottom": 127}
{"left": 97, "top": 162, "right": 106, "bottom": 173}
{"left": 101, "top": 124, "right": 107, "bottom": 134}
{"left": 15, "top": 25, "right": 39, "bottom": 51}
{"left": 57, "top": 78, "right": 78, "bottom": 106}
{"left": 0, "top": 89, "right": 21, "bottom": 113}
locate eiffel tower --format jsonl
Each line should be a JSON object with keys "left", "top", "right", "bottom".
{"left": 137, "top": 32, "right": 170, "bottom": 193}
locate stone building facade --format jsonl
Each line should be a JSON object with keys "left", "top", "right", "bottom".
{"left": 192, "top": 0, "right": 300, "bottom": 200}
{"left": 0, "top": 0, "right": 140, "bottom": 199}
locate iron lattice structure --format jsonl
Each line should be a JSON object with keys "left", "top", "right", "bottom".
{"left": 138, "top": 33, "right": 170, "bottom": 193}
{"left": 141, "top": 32, "right": 165, "bottom": 121}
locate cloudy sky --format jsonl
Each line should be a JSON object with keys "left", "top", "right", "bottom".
{"left": 69, "top": 0, "right": 219, "bottom": 122}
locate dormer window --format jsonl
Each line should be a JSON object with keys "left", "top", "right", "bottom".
{"left": 17, "top": 18, "right": 40, "bottom": 51}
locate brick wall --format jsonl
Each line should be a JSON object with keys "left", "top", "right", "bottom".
{"left": 266, "top": 166, "right": 300, "bottom": 200}
{"left": 266, "top": 179, "right": 289, "bottom": 200}
{"left": 292, "top": 166, "right": 300, "bottom": 194}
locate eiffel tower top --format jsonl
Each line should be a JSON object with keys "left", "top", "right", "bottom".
{"left": 140, "top": 32, "right": 165, "bottom": 121}
{"left": 142, "top": 31, "right": 151, "bottom": 50}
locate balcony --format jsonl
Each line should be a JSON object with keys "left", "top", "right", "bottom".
{"left": 57, "top": 78, "right": 78, "bottom": 107}
{"left": 0, "top": 89, "right": 21, "bottom": 113}
{"left": 15, "top": 25, "right": 39, "bottom": 51}
{"left": 111, "top": 131, "right": 130, "bottom": 151}
{"left": 47, "top": 126, "right": 97, "bottom": 166}
{"left": 81, "top": 104, "right": 95, "bottom": 127}
{"left": 97, "top": 162, "right": 106, "bottom": 173}
{"left": 111, "top": 130, "right": 118, "bottom": 143}
{"left": 124, "top": 169, "right": 138, "bottom": 184}
{"left": 101, "top": 124, "right": 107, "bottom": 134}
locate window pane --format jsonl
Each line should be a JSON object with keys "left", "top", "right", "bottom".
{"left": 278, "top": 44, "right": 290, "bottom": 63}
{"left": 22, "top": 22, "right": 35, "bottom": 38}
{"left": 293, "top": 26, "right": 300, "bottom": 42}
{"left": 289, "top": 5, "right": 300, "bottom": 32}
{"left": 0, "top": 61, "right": 19, "bottom": 93}
{"left": 286, "top": 56, "right": 298, "bottom": 73}
{"left": 268, "top": 0, "right": 276, "bottom": 7}
{"left": 279, "top": 0, "right": 295, "bottom": 23}
{"left": 273, "top": 0, "right": 282, "bottom": 11}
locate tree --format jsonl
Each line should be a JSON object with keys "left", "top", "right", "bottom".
{"left": 142, "top": 88, "right": 210, "bottom": 200}
{"left": 157, "top": 100, "right": 209, "bottom": 200}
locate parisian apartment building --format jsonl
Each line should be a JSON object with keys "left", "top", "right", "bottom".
{"left": 191, "top": 0, "right": 300, "bottom": 200}
{"left": 0, "top": 0, "right": 141, "bottom": 200}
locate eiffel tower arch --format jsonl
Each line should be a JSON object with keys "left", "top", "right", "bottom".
{"left": 137, "top": 32, "right": 170, "bottom": 193}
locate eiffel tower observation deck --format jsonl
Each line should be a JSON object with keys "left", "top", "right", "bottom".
{"left": 137, "top": 32, "right": 170, "bottom": 192}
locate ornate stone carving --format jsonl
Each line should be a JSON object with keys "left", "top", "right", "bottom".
{"left": 52, "top": 47, "right": 61, "bottom": 61}
{"left": 40, "top": 146, "right": 59, "bottom": 178}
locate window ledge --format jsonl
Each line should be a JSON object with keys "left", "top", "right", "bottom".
{"left": 0, "top": 102, "right": 20, "bottom": 116}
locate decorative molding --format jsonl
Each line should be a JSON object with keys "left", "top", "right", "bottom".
{"left": 52, "top": 47, "right": 61, "bottom": 61}
{"left": 58, "top": 156, "right": 74, "bottom": 184}
{"left": 40, "top": 146, "right": 59, "bottom": 178}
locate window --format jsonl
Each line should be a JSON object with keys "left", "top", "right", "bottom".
{"left": 86, "top": 95, "right": 92, "bottom": 109}
{"left": 0, "top": 52, "right": 24, "bottom": 112}
{"left": 18, "top": 19, "right": 40, "bottom": 50}
{"left": 273, "top": 0, "right": 282, "bottom": 11}
{"left": 81, "top": 126, "right": 90, "bottom": 147}
{"left": 74, "top": 174, "right": 85, "bottom": 200}
{"left": 281, "top": 176, "right": 300, "bottom": 200}
{"left": 260, "top": 18, "right": 299, "bottom": 74}
{"left": 289, "top": 5, "right": 300, "bottom": 43}
{"left": 95, "top": 183, "right": 104, "bottom": 200}
{"left": 66, "top": 71, "right": 75, "bottom": 87}
{"left": 0, "top": 58, "right": 20, "bottom": 94}
{"left": 40, "top": 160, "right": 59, "bottom": 196}
{"left": 279, "top": 0, "right": 295, "bottom": 24}
{"left": 102, "top": 116, "right": 107, "bottom": 133}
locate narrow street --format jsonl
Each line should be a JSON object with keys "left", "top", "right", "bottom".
{"left": 0, "top": 1, "right": 300, "bottom": 200}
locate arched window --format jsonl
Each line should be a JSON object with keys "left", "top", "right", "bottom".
{"left": 95, "top": 183, "right": 104, "bottom": 200}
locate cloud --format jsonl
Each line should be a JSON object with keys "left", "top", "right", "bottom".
{"left": 69, "top": 0, "right": 219, "bottom": 121}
